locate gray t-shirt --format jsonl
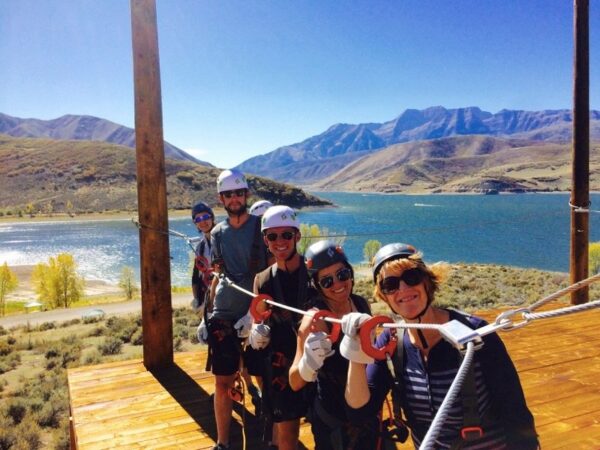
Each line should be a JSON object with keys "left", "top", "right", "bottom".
{"left": 211, "top": 214, "right": 268, "bottom": 320}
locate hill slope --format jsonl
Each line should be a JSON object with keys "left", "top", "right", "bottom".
{"left": 0, "top": 135, "right": 330, "bottom": 215}
{"left": 0, "top": 113, "right": 211, "bottom": 166}
{"left": 312, "top": 135, "right": 600, "bottom": 193}
{"left": 237, "top": 107, "right": 600, "bottom": 185}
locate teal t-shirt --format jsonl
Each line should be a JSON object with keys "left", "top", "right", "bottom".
{"left": 210, "top": 214, "right": 268, "bottom": 320}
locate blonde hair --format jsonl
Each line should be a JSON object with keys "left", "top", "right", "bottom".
{"left": 373, "top": 253, "right": 450, "bottom": 306}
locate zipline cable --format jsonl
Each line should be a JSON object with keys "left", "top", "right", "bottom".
{"left": 220, "top": 274, "right": 342, "bottom": 325}
{"left": 419, "top": 341, "right": 476, "bottom": 450}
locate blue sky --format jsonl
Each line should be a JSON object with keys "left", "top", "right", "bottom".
{"left": 1, "top": 0, "right": 598, "bottom": 169}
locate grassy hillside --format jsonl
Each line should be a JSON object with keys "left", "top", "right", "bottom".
{"left": 312, "top": 135, "right": 600, "bottom": 193}
{"left": 0, "top": 134, "right": 330, "bottom": 216}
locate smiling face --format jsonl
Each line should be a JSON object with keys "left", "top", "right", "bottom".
{"left": 379, "top": 266, "right": 429, "bottom": 320}
{"left": 194, "top": 213, "right": 214, "bottom": 235}
{"left": 263, "top": 226, "right": 299, "bottom": 261}
{"left": 316, "top": 262, "right": 353, "bottom": 305}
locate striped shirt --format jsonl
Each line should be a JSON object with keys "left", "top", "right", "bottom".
{"left": 401, "top": 336, "right": 506, "bottom": 448}
{"left": 360, "top": 309, "right": 538, "bottom": 450}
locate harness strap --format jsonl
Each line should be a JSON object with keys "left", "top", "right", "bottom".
{"left": 390, "top": 310, "right": 485, "bottom": 448}
{"left": 313, "top": 398, "right": 345, "bottom": 450}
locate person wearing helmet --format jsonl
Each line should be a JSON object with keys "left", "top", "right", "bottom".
{"left": 343, "top": 243, "right": 538, "bottom": 450}
{"left": 190, "top": 202, "right": 215, "bottom": 323}
{"left": 249, "top": 199, "right": 274, "bottom": 217}
{"left": 288, "top": 240, "right": 375, "bottom": 450}
{"left": 208, "top": 169, "right": 270, "bottom": 450}
{"left": 248, "top": 205, "right": 312, "bottom": 450}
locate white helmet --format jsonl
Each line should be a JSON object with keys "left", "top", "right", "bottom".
{"left": 217, "top": 169, "right": 248, "bottom": 193}
{"left": 249, "top": 200, "right": 274, "bottom": 217}
{"left": 261, "top": 205, "right": 300, "bottom": 232}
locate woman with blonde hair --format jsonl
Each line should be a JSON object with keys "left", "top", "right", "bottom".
{"left": 342, "top": 243, "right": 538, "bottom": 449}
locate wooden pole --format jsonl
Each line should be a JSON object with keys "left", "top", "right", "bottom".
{"left": 570, "top": 0, "right": 590, "bottom": 305}
{"left": 131, "top": 0, "right": 173, "bottom": 368}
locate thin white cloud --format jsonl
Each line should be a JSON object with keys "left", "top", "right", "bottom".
{"left": 184, "top": 148, "right": 210, "bottom": 159}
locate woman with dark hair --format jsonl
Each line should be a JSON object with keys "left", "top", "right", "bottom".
{"left": 342, "top": 243, "right": 539, "bottom": 449}
{"left": 288, "top": 240, "right": 375, "bottom": 450}
{"left": 190, "top": 201, "right": 215, "bottom": 322}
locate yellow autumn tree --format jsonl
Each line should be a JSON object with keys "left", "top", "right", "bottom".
{"left": 0, "top": 262, "right": 18, "bottom": 316}
{"left": 119, "top": 266, "right": 139, "bottom": 300}
{"left": 297, "top": 223, "right": 345, "bottom": 255}
{"left": 363, "top": 239, "right": 382, "bottom": 264}
{"left": 589, "top": 242, "right": 600, "bottom": 276}
{"left": 31, "top": 253, "right": 84, "bottom": 309}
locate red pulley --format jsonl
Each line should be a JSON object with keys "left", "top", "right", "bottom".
{"left": 310, "top": 310, "right": 342, "bottom": 344}
{"left": 249, "top": 294, "right": 273, "bottom": 322}
{"left": 359, "top": 316, "right": 397, "bottom": 360}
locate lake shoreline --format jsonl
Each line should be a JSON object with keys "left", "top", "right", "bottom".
{"left": 2, "top": 190, "right": 588, "bottom": 225}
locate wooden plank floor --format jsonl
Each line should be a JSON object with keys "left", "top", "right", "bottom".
{"left": 68, "top": 307, "right": 600, "bottom": 449}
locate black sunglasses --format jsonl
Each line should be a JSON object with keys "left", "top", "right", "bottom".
{"left": 265, "top": 231, "right": 295, "bottom": 242}
{"left": 222, "top": 189, "right": 247, "bottom": 198}
{"left": 318, "top": 267, "right": 352, "bottom": 289}
{"left": 380, "top": 268, "right": 425, "bottom": 294}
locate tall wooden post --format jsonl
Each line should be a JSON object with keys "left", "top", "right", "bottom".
{"left": 570, "top": 0, "right": 590, "bottom": 305}
{"left": 131, "top": 0, "right": 173, "bottom": 368}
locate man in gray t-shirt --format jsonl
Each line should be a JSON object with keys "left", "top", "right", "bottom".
{"left": 211, "top": 215, "right": 265, "bottom": 320}
{"left": 207, "top": 169, "right": 269, "bottom": 450}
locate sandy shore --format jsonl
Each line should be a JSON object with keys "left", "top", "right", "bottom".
{"left": 9, "top": 264, "right": 121, "bottom": 303}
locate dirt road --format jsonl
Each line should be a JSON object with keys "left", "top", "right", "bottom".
{"left": 0, "top": 293, "right": 192, "bottom": 329}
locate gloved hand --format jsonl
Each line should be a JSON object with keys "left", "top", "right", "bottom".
{"left": 340, "top": 312, "right": 374, "bottom": 364}
{"left": 298, "top": 331, "right": 334, "bottom": 382}
{"left": 196, "top": 319, "right": 208, "bottom": 345}
{"left": 190, "top": 297, "right": 205, "bottom": 316}
{"left": 249, "top": 323, "right": 271, "bottom": 350}
{"left": 234, "top": 312, "right": 253, "bottom": 339}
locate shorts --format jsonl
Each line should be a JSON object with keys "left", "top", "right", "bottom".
{"left": 243, "top": 346, "right": 267, "bottom": 377}
{"left": 265, "top": 384, "right": 307, "bottom": 423}
{"left": 207, "top": 318, "right": 266, "bottom": 376}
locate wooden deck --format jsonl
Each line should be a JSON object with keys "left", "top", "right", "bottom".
{"left": 68, "top": 307, "right": 600, "bottom": 449}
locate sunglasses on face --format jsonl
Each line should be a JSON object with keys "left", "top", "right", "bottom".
{"left": 221, "top": 189, "right": 246, "bottom": 199}
{"left": 193, "top": 213, "right": 212, "bottom": 223}
{"left": 265, "top": 231, "right": 295, "bottom": 242}
{"left": 318, "top": 267, "right": 352, "bottom": 289}
{"left": 380, "top": 268, "right": 425, "bottom": 294}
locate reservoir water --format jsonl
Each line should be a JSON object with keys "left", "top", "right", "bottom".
{"left": 1, "top": 192, "right": 599, "bottom": 286}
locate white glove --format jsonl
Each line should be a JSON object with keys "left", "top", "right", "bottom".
{"left": 196, "top": 319, "right": 208, "bottom": 345}
{"left": 191, "top": 297, "right": 205, "bottom": 316}
{"left": 298, "top": 331, "right": 334, "bottom": 382}
{"left": 249, "top": 323, "right": 271, "bottom": 350}
{"left": 340, "top": 313, "right": 374, "bottom": 364}
{"left": 234, "top": 312, "right": 253, "bottom": 339}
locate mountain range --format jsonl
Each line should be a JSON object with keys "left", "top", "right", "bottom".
{"left": 236, "top": 106, "right": 600, "bottom": 185}
{"left": 0, "top": 113, "right": 212, "bottom": 167}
